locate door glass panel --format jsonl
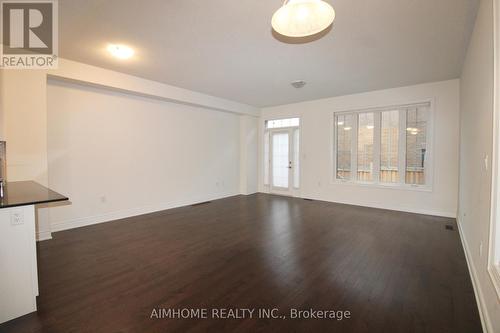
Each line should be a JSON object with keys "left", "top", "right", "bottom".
{"left": 264, "top": 132, "right": 270, "bottom": 185}
{"left": 272, "top": 133, "right": 289, "bottom": 188}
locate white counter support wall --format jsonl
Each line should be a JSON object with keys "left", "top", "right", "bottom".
{"left": 0, "top": 205, "right": 38, "bottom": 323}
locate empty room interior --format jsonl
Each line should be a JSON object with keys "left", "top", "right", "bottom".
{"left": 1, "top": 0, "right": 500, "bottom": 332}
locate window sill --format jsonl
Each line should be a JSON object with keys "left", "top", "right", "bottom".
{"left": 331, "top": 179, "right": 433, "bottom": 192}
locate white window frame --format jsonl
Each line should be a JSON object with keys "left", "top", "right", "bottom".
{"left": 332, "top": 101, "right": 434, "bottom": 191}
{"left": 488, "top": 0, "right": 500, "bottom": 299}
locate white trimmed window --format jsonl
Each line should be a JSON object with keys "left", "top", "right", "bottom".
{"left": 333, "top": 102, "right": 432, "bottom": 189}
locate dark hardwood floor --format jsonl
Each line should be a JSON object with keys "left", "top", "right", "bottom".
{"left": 0, "top": 194, "right": 481, "bottom": 333}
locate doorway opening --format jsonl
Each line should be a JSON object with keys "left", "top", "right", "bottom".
{"left": 263, "top": 117, "right": 300, "bottom": 197}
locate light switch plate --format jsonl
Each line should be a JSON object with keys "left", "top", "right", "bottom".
{"left": 10, "top": 210, "right": 24, "bottom": 226}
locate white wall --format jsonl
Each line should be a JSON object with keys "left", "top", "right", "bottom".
{"left": 259, "top": 79, "right": 460, "bottom": 217}
{"left": 0, "top": 70, "right": 51, "bottom": 240}
{"left": 239, "top": 115, "right": 258, "bottom": 195}
{"left": 0, "top": 59, "right": 259, "bottom": 238}
{"left": 458, "top": 0, "right": 500, "bottom": 331}
{"left": 47, "top": 78, "right": 242, "bottom": 231}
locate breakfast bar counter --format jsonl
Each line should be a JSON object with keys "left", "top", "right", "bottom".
{"left": 0, "top": 181, "right": 68, "bottom": 209}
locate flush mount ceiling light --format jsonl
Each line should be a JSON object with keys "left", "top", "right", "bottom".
{"left": 107, "top": 44, "right": 134, "bottom": 60}
{"left": 291, "top": 80, "right": 306, "bottom": 88}
{"left": 272, "top": 0, "right": 336, "bottom": 37}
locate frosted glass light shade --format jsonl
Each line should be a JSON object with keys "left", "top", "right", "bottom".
{"left": 271, "top": 0, "right": 335, "bottom": 37}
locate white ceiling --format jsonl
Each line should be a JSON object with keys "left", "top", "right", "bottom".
{"left": 59, "top": 0, "right": 479, "bottom": 107}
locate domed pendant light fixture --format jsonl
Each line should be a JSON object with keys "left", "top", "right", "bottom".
{"left": 271, "top": 0, "right": 336, "bottom": 38}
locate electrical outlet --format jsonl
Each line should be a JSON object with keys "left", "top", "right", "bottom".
{"left": 100, "top": 196, "right": 107, "bottom": 203}
{"left": 10, "top": 210, "right": 24, "bottom": 226}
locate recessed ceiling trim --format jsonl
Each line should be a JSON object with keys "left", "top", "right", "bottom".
{"left": 48, "top": 59, "right": 260, "bottom": 116}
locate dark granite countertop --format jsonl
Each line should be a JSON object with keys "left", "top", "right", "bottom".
{"left": 0, "top": 181, "right": 68, "bottom": 209}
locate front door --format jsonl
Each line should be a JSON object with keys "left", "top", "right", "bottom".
{"left": 270, "top": 130, "right": 295, "bottom": 195}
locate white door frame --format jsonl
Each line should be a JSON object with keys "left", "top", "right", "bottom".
{"left": 269, "top": 128, "right": 300, "bottom": 197}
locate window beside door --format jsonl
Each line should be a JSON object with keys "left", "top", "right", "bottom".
{"left": 266, "top": 117, "right": 300, "bottom": 129}
{"left": 336, "top": 114, "right": 354, "bottom": 181}
{"left": 357, "top": 112, "right": 375, "bottom": 182}
{"left": 380, "top": 110, "right": 400, "bottom": 183}
{"left": 333, "top": 102, "right": 432, "bottom": 189}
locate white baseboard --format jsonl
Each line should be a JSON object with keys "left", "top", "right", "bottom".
{"left": 36, "top": 230, "right": 52, "bottom": 242}
{"left": 239, "top": 191, "right": 258, "bottom": 196}
{"left": 51, "top": 192, "right": 239, "bottom": 233}
{"left": 456, "top": 217, "right": 492, "bottom": 333}
{"left": 270, "top": 192, "right": 456, "bottom": 218}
